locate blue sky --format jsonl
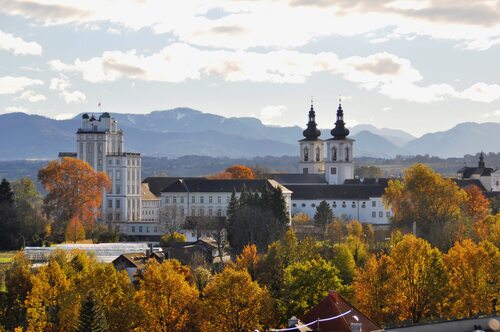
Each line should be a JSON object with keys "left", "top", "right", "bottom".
{"left": 1, "top": 0, "right": 500, "bottom": 137}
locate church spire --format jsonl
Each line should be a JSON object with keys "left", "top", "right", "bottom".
{"left": 478, "top": 151, "right": 485, "bottom": 168}
{"left": 302, "top": 99, "right": 321, "bottom": 140}
{"left": 330, "top": 99, "right": 350, "bottom": 139}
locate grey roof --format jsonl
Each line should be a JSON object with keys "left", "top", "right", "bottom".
{"left": 142, "top": 177, "right": 196, "bottom": 196}
{"left": 452, "top": 179, "right": 488, "bottom": 191}
{"left": 162, "top": 179, "right": 272, "bottom": 193}
{"left": 288, "top": 184, "right": 387, "bottom": 200}
{"left": 268, "top": 173, "right": 327, "bottom": 185}
{"left": 457, "top": 166, "right": 495, "bottom": 178}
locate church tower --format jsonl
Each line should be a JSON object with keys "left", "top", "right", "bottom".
{"left": 325, "top": 101, "right": 354, "bottom": 184}
{"left": 298, "top": 102, "right": 324, "bottom": 174}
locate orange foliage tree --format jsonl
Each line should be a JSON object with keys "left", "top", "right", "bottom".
{"left": 210, "top": 164, "right": 255, "bottom": 179}
{"left": 38, "top": 157, "right": 111, "bottom": 238}
{"left": 462, "top": 185, "right": 490, "bottom": 222}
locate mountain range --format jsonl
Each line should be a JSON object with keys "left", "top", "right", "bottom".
{"left": 0, "top": 108, "right": 498, "bottom": 160}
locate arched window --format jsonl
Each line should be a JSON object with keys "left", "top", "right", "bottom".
{"left": 345, "top": 146, "right": 350, "bottom": 161}
{"left": 332, "top": 147, "right": 337, "bottom": 161}
{"left": 315, "top": 146, "right": 320, "bottom": 161}
{"left": 304, "top": 147, "right": 309, "bottom": 161}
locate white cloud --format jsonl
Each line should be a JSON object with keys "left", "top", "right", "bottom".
{"left": 0, "top": 76, "right": 43, "bottom": 94}
{"left": 458, "top": 83, "right": 500, "bottom": 103}
{"left": 49, "top": 75, "right": 86, "bottom": 104}
{"left": 4, "top": 106, "right": 29, "bottom": 113}
{"left": 54, "top": 113, "right": 77, "bottom": 120}
{"left": 260, "top": 105, "right": 287, "bottom": 124}
{"left": 0, "top": 30, "right": 42, "bottom": 55}
{"left": 107, "top": 27, "right": 122, "bottom": 35}
{"left": 2, "top": 0, "right": 500, "bottom": 50}
{"left": 17, "top": 90, "right": 46, "bottom": 102}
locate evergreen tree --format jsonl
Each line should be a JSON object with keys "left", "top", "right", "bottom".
{"left": 77, "top": 291, "right": 109, "bottom": 332}
{"left": 226, "top": 189, "right": 238, "bottom": 223}
{"left": 0, "top": 178, "right": 19, "bottom": 249}
{"left": 314, "top": 200, "right": 333, "bottom": 225}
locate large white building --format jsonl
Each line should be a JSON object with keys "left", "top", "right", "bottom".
{"left": 59, "top": 112, "right": 142, "bottom": 234}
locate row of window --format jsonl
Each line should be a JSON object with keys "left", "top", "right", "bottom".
{"left": 293, "top": 201, "right": 380, "bottom": 208}
{"left": 131, "top": 226, "right": 159, "bottom": 233}
{"left": 164, "top": 195, "right": 229, "bottom": 204}
{"left": 372, "top": 211, "right": 390, "bottom": 218}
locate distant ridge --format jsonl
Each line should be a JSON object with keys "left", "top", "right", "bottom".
{"left": 1, "top": 109, "right": 500, "bottom": 160}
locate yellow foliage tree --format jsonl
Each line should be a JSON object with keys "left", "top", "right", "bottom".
{"left": 135, "top": 260, "right": 199, "bottom": 332}
{"left": 444, "top": 239, "right": 499, "bottom": 318}
{"left": 64, "top": 216, "right": 86, "bottom": 243}
{"left": 233, "top": 244, "right": 260, "bottom": 280}
{"left": 201, "top": 268, "right": 274, "bottom": 332}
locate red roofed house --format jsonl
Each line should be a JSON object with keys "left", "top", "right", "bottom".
{"left": 293, "top": 290, "right": 381, "bottom": 332}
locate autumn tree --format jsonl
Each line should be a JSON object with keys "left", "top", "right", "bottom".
{"left": 314, "top": 200, "right": 333, "bottom": 225}
{"left": 387, "top": 235, "right": 448, "bottom": 323}
{"left": 65, "top": 216, "right": 86, "bottom": 243}
{"left": 135, "top": 260, "right": 198, "bottom": 332}
{"left": 330, "top": 243, "right": 356, "bottom": 284}
{"left": 201, "top": 268, "right": 274, "bottom": 332}
{"left": 38, "top": 158, "right": 111, "bottom": 240}
{"left": 462, "top": 185, "right": 490, "bottom": 222}
{"left": 233, "top": 244, "right": 260, "bottom": 280}
{"left": 353, "top": 254, "right": 398, "bottom": 326}
{"left": 282, "top": 258, "right": 343, "bottom": 319}
{"left": 444, "top": 239, "right": 499, "bottom": 318}
{"left": 160, "top": 231, "right": 187, "bottom": 246}
{"left": 210, "top": 164, "right": 256, "bottom": 179}
{"left": 355, "top": 165, "right": 384, "bottom": 178}
{"left": 383, "top": 163, "right": 466, "bottom": 248}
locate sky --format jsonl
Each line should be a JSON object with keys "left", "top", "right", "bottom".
{"left": 1, "top": 0, "right": 500, "bottom": 137}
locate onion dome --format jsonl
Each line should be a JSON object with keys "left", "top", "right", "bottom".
{"left": 330, "top": 102, "right": 350, "bottom": 139}
{"left": 302, "top": 103, "right": 321, "bottom": 140}
{"left": 101, "top": 112, "right": 110, "bottom": 118}
{"left": 82, "top": 113, "right": 89, "bottom": 119}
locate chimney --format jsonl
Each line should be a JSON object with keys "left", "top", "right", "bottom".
{"left": 350, "top": 322, "right": 362, "bottom": 332}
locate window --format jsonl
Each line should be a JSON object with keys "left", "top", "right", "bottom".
{"left": 208, "top": 208, "right": 213, "bottom": 216}
{"left": 315, "top": 146, "right": 320, "bottom": 162}
{"left": 386, "top": 211, "right": 391, "bottom": 217}
{"left": 372, "top": 201, "right": 376, "bottom": 207}
{"left": 165, "top": 196, "right": 169, "bottom": 204}
{"left": 115, "top": 213, "right": 120, "bottom": 220}
{"left": 352, "top": 202, "right": 356, "bottom": 208}
{"left": 98, "top": 158, "right": 103, "bottom": 166}
{"left": 331, "top": 167, "right": 337, "bottom": 175}
{"left": 87, "top": 143, "right": 93, "bottom": 153}
{"left": 304, "top": 146, "right": 309, "bottom": 161}
{"left": 332, "top": 147, "right": 337, "bottom": 161}
{"left": 98, "top": 143, "right": 103, "bottom": 153}
{"left": 303, "top": 168, "right": 309, "bottom": 174}
{"left": 180, "top": 196, "right": 184, "bottom": 204}
{"left": 108, "top": 159, "right": 112, "bottom": 165}
{"left": 362, "top": 202, "right": 366, "bottom": 208}
{"left": 154, "top": 227, "right": 158, "bottom": 233}
{"left": 116, "top": 159, "right": 121, "bottom": 165}
{"left": 332, "top": 201, "right": 337, "bottom": 208}
{"left": 345, "top": 146, "right": 350, "bottom": 161}
{"left": 301, "top": 203, "right": 306, "bottom": 207}
{"left": 379, "top": 211, "right": 383, "bottom": 218}
{"left": 116, "top": 170, "right": 121, "bottom": 180}
{"left": 200, "top": 196, "right": 204, "bottom": 203}
{"left": 191, "top": 208, "right": 195, "bottom": 216}
{"left": 115, "top": 185, "right": 121, "bottom": 194}
{"left": 116, "top": 199, "right": 120, "bottom": 209}
{"left": 146, "top": 226, "right": 150, "bottom": 233}
{"left": 173, "top": 196, "right": 177, "bottom": 203}
{"left": 139, "top": 226, "right": 143, "bottom": 233}
{"left": 292, "top": 203, "right": 297, "bottom": 207}
{"left": 218, "top": 196, "right": 221, "bottom": 203}
{"left": 180, "top": 208, "right": 185, "bottom": 216}
{"left": 131, "top": 226, "right": 135, "bottom": 233}
{"left": 372, "top": 212, "right": 376, "bottom": 218}
{"left": 191, "top": 196, "right": 195, "bottom": 203}
{"left": 199, "top": 208, "right": 204, "bottom": 216}
{"left": 108, "top": 199, "right": 113, "bottom": 208}
{"left": 217, "top": 209, "right": 222, "bottom": 216}
{"left": 342, "top": 201, "right": 346, "bottom": 208}
{"left": 209, "top": 196, "right": 213, "bottom": 203}
{"left": 311, "top": 203, "right": 316, "bottom": 207}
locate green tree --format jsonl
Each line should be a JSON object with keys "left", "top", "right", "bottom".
{"left": 160, "top": 231, "right": 187, "bottom": 246}
{"left": 331, "top": 243, "right": 356, "bottom": 284}
{"left": 282, "top": 258, "right": 343, "bottom": 319}
{"left": 76, "top": 291, "right": 108, "bottom": 332}
{"left": 314, "top": 200, "right": 333, "bottom": 225}
{"left": 355, "top": 166, "right": 384, "bottom": 178}
{"left": 0, "top": 178, "right": 19, "bottom": 249}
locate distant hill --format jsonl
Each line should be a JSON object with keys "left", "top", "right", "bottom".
{"left": 1, "top": 109, "right": 500, "bottom": 160}
{"left": 404, "top": 122, "right": 500, "bottom": 158}
{"left": 351, "top": 131, "right": 410, "bottom": 158}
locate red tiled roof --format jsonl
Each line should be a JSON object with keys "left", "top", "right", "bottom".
{"left": 300, "top": 290, "right": 381, "bottom": 332}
